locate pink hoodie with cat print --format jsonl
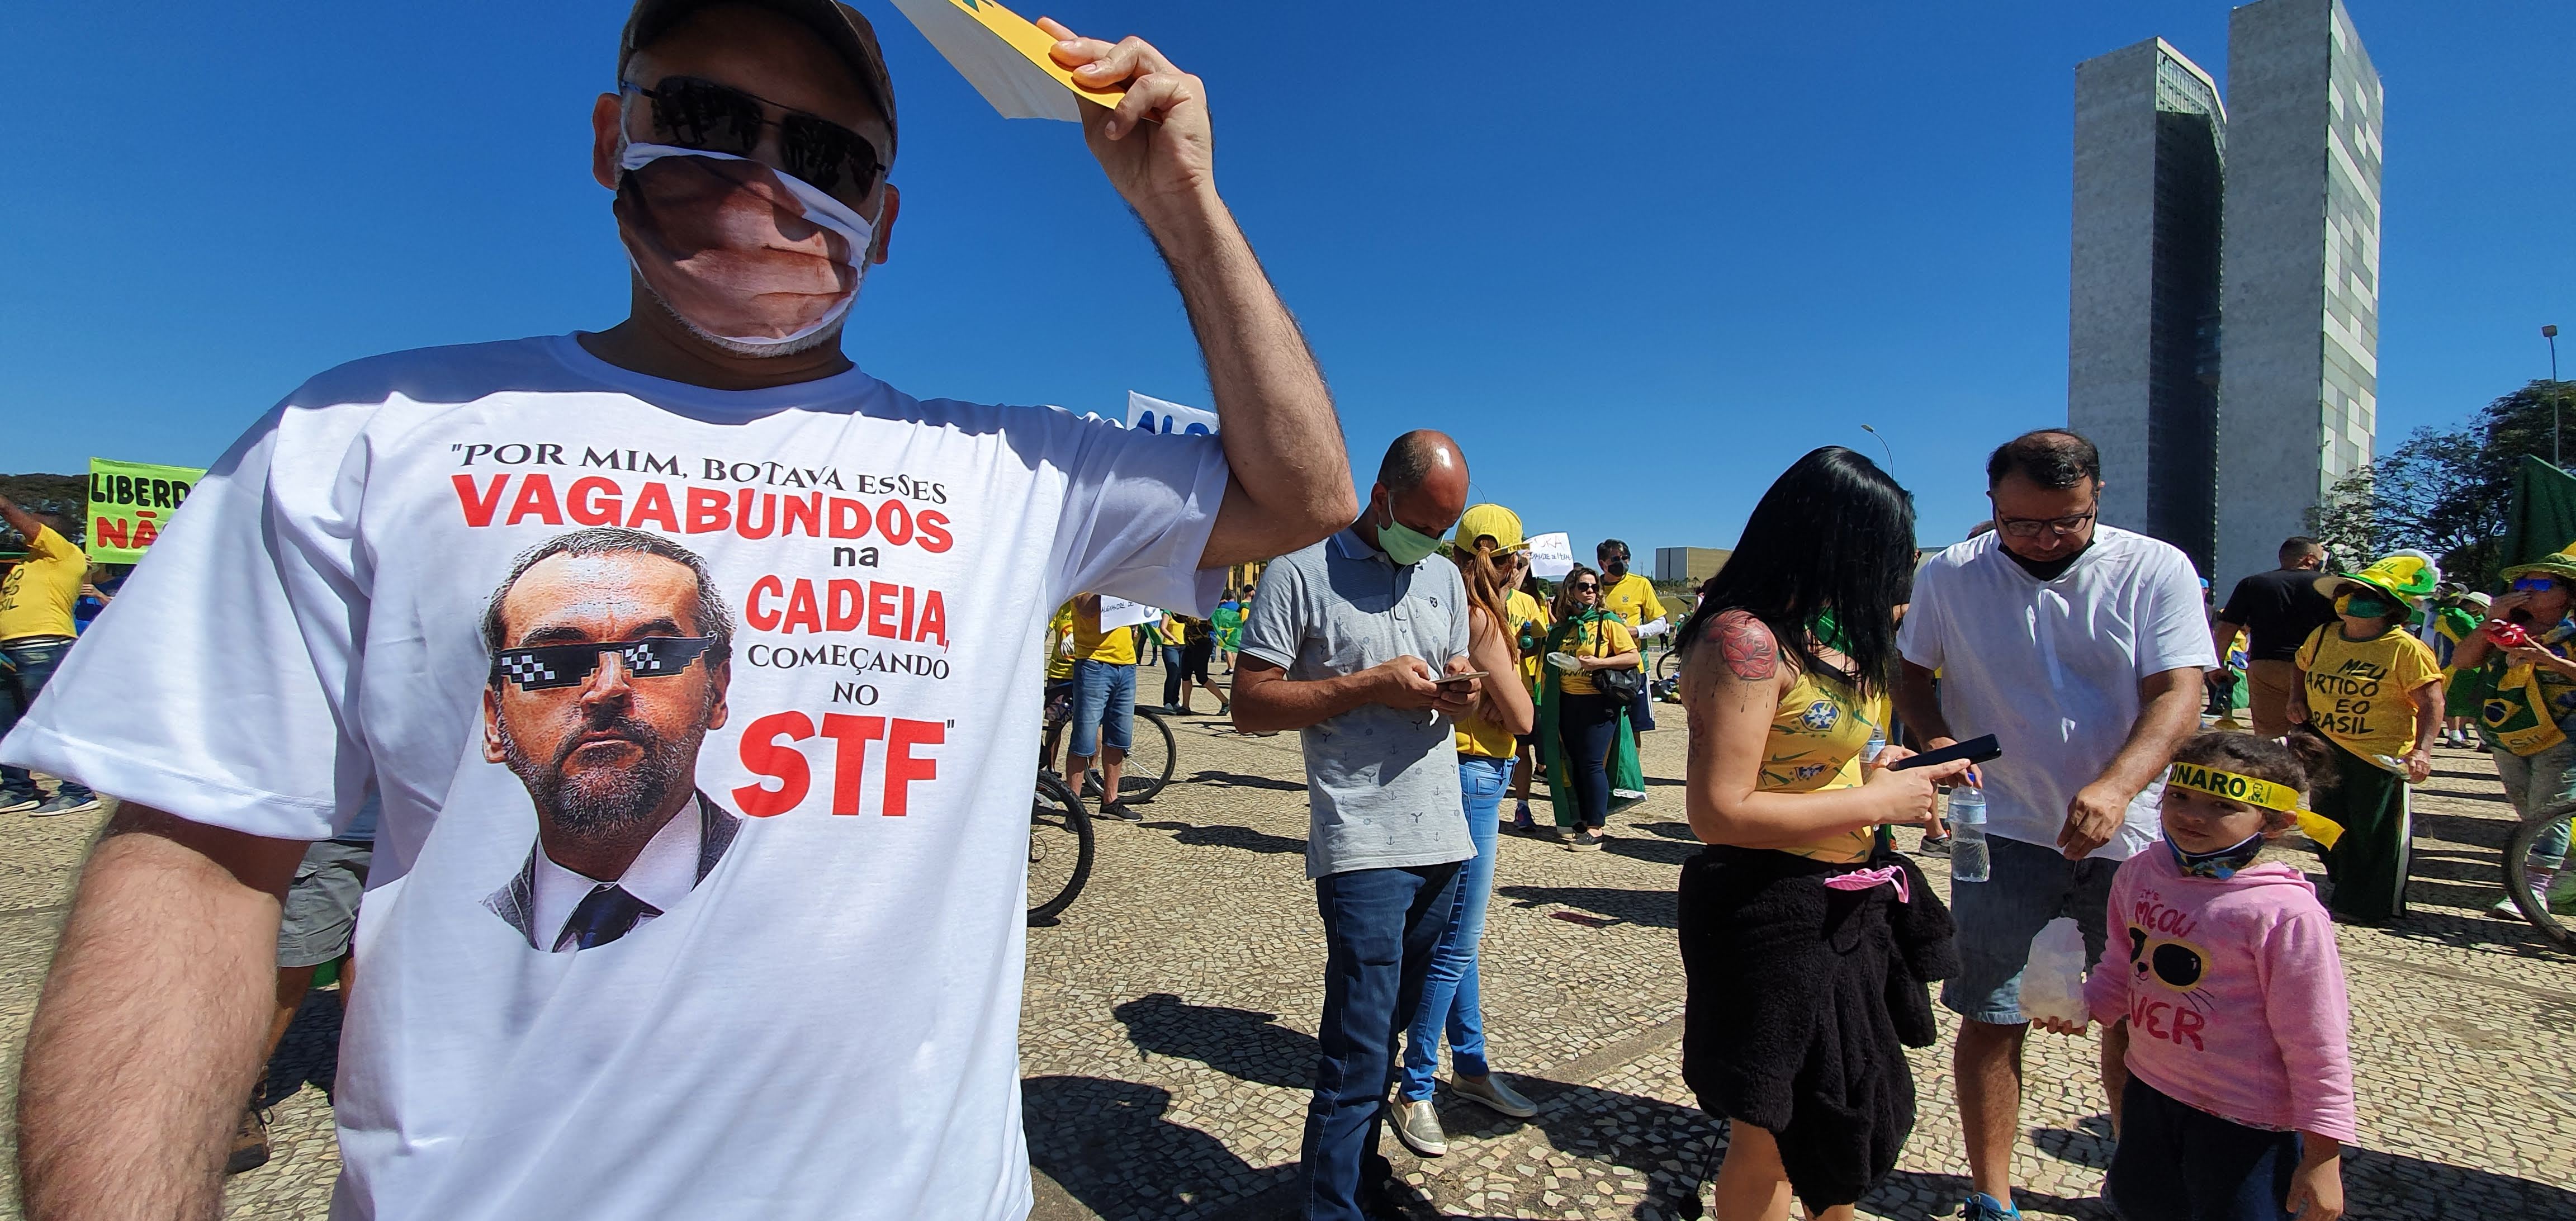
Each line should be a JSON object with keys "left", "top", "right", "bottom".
{"left": 2085, "top": 846, "right": 2358, "bottom": 1143}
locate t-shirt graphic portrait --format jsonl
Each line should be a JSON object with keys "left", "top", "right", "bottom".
{"left": 0, "top": 335, "right": 1229, "bottom": 1220}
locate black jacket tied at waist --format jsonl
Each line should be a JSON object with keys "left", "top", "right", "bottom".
{"left": 1677, "top": 844, "right": 1958, "bottom": 1211}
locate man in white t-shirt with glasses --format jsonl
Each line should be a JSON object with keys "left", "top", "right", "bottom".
{"left": 0, "top": 3, "right": 1352, "bottom": 1217}
{"left": 1893, "top": 429, "right": 2213, "bottom": 1221}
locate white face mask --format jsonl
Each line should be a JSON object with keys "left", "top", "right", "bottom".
{"left": 614, "top": 140, "right": 876, "bottom": 354}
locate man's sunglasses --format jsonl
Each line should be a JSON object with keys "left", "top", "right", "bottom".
{"left": 2515, "top": 577, "right": 2561, "bottom": 593}
{"left": 622, "top": 76, "right": 884, "bottom": 206}
{"left": 491, "top": 636, "right": 726, "bottom": 691}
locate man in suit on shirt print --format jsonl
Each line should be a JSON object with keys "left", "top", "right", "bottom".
{"left": 481, "top": 527, "right": 744, "bottom": 952}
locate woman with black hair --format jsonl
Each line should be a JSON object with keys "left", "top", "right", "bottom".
{"left": 1672, "top": 447, "right": 1971, "bottom": 1220}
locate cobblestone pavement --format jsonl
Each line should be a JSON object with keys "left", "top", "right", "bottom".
{"left": 2, "top": 675, "right": 2574, "bottom": 1219}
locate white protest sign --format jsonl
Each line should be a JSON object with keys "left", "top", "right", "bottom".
{"left": 1127, "top": 391, "right": 1220, "bottom": 436}
{"left": 1527, "top": 532, "right": 1574, "bottom": 580}
{"left": 1098, "top": 596, "right": 1160, "bottom": 631}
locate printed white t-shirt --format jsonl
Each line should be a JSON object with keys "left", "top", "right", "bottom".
{"left": 0, "top": 334, "right": 1228, "bottom": 1220}
{"left": 1895, "top": 526, "right": 2217, "bottom": 860}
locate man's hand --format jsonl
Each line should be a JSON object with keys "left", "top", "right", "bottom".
{"left": 2059, "top": 780, "right": 2130, "bottom": 859}
{"left": 2285, "top": 698, "right": 2308, "bottom": 725}
{"left": 2033, "top": 1015, "right": 2090, "bottom": 1037}
{"left": 1434, "top": 657, "right": 1480, "bottom": 720}
{"left": 2402, "top": 748, "right": 2433, "bottom": 784}
{"left": 1041, "top": 19, "right": 1213, "bottom": 218}
{"left": 1371, "top": 656, "right": 1445, "bottom": 712}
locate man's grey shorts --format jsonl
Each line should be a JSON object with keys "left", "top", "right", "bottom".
{"left": 277, "top": 839, "right": 372, "bottom": 969}
{"left": 1940, "top": 834, "right": 2120, "bottom": 1025}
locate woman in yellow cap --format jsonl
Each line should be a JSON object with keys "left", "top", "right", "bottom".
{"left": 2286, "top": 551, "right": 2445, "bottom": 923}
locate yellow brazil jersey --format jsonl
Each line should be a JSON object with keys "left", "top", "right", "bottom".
{"left": 1507, "top": 589, "right": 1551, "bottom": 694}
{"left": 1073, "top": 600, "right": 1138, "bottom": 665}
{"left": 0, "top": 525, "right": 85, "bottom": 643}
{"left": 1045, "top": 603, "right": 1077, "bottom": 682}
{"left": 1157, "top": 614, "right": 1188, "bottom": 647}
{"left": 1761, "top": 668, "right": 1878, "bottom": 863}
{"left": 1555, "top": 615, "right": 1637, "bottom": 696}
{"left": 1601, "top": 572, "right": 1665, "bottom": 636}
{"left": 2295, "top": 624, "right": 2442, "bottom": 760}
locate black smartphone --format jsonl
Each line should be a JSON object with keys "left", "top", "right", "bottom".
{"left": 1889, "top": 734, "right": 2002, "bottom": 772}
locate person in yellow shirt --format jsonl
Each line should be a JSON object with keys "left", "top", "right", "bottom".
{"left": 1540, "top": 566, "right": 1640, "bottom": 848}
{"left": 1064, "top": 593, "right": 1142, "bottom": 818}
{"left": 2288, "top": 551, "right": 2445, "bottom": 923}
{"left": 0, "top": 494, "right": 100, "bottom": 815}
{"left": 1505, "top": 557, "right": 1552, "bottom": 831}
{"left": 1597, "top": 539, "right": 1669, "bottom": 732}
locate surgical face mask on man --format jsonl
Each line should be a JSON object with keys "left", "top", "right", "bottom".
{"left": 615, "top": 140, "right": 875, "bottom": 356}
{"left": 1367, "top": 493, "right": 1445, "bottom": 566}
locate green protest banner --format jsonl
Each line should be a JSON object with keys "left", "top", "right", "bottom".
{"left": 87, "top": 458, "right": 206, "bottom": 564}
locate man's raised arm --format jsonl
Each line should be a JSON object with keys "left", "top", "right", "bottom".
{"left": 19, "top": 806, "right": 304, "bottom": 1219}
{"left": 1040, "top": 21, "right": 1356, "bottom": 569}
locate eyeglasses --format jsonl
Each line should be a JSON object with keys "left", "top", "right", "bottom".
{"left": 491, "top": 636, "right": 725, "bottom": 691}
{"left": 1994, "top": 504, "right": 2099, "bottom": 540}
{"left": 1570, "top": 583, "right": 1598, "bottom": 593}
{"left": 2515, "top": 577, "right": 2561, "bottom": 593}
{"left": 622, "top": 77, "right": 885, "bottom": 206}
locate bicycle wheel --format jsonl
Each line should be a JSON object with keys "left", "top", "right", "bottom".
{"left": 1114, "top": 708, "right": 1177, "bottom": 803}
{"left": 2504, "top": 802, "right": 2576, "bottom": 952}
{"left": 1028, "top": 772, "right": 1093, "bottom": 925}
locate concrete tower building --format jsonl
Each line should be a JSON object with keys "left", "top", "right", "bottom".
{"left": 2068, "top": 39, "right": 2227, "bottom": 574}
{"left": 2214, "top": 0, "right": 2383, "bottom": 586}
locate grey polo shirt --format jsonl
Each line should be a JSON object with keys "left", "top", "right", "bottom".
{"left": 1239, "top": 527, "right": 1474, "bottom": 879}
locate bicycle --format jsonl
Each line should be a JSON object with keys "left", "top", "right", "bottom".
{"left": 2503, "top": 798, "right": 2576, "bottom": 952}
{"left": 1027, "top": 770, "right": 1092, "bottom": 924}
{"left": 1040, "top": 681, "right": 1177, "bottom": 803}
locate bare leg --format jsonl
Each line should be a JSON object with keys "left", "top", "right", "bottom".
{"left": 1196, "top": 677, "right": 1227, "bottom": 707}
{"left": 261, "top": 964, "right": 320, "bottom": 1077}
{"left": 2099, "top": 1019, "right": 2130, "bottom": 1138}
{"left": 1955, "top": 1018, "right": 2028, "bottom": 1206}
{"left": 1512, "top": 739, "right": 1537, "bottom": 803}
{"left": 1101, "top": 744, "right": 1127, "bottom": 806}
{"left": 1710, "top": 1121, "right": 1796, "bottom": 1221}
{"left": 1066, "top": 752, "right": 1093, "bottom": 792}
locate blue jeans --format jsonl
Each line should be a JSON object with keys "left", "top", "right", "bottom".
{"left": 1400, "top": 756, "right": 1511, "bottom": 1100}
{"left": 1942, "top": 834, "right": 2116, "bottom": 1024}
{"left": 1555, "top": 692, "right": 1619, "bottom": 829}
{"left": 1301, "top": 861, "right": 1464, "bottom": 1221}
{"left": 1068, "top": 659, "right": 1135, "bottom": 759}
{"left": 1160, "top": 643, "right": 1188, "bottom": 707}
{"left": 1, "top": 638, "right": 91, "bottom": 801}
{"left": 2494, "top": 733, "right": 2576, "bottom": 870}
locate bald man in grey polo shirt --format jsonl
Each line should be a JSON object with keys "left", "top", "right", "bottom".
{"left": 1233, "top": 430, "right": 1479, "bottom": 1220}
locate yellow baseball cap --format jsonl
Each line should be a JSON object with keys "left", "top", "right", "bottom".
{"left": 1452, "top": 503, "right": 1525, "bottom": 553}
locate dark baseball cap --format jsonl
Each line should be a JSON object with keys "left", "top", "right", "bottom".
{"left": 620, "top": 0, "right": 897, "bottom": 155}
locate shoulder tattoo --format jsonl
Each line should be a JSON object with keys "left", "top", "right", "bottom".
{"left": 1708, "top": 610, "right": 1778, "bottom": 681}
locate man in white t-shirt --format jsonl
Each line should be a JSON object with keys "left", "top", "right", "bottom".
{"left": 0, "top": 3, "right": 1354, "bottom": 1218}
{"left": 1892, "top": 430, "right": 2213, "bottom": 1221}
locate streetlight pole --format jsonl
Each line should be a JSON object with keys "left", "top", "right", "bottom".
{"left": 1860, "top": 423, "right": 1896, "bottom": 474}
{"left": 2548, "top": 324, "right": 2563, "bottom": 467}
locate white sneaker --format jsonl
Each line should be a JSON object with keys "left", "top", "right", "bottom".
{"left": 1448, "top": 1072, "right": 1538, "bottom": 1119}
{"left": 1392, "top": 1098, "right": 1447, "bottom": 1157}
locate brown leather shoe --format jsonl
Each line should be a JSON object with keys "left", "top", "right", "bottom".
{"left": 226, "top": 1099, "right": 271, "bottom": 1175}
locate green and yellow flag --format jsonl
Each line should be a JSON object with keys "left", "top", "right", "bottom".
{"left": 87, "top": 458, "right": 206, "bottom": 564}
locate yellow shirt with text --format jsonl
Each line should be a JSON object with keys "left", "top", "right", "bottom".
{"left": 1555, "top": 616, "right": 1637, "bottom": 697}
{"left": 1073, "top": 602, "right": 1138, "bottom": 666}
{"left": 1602, "top": 572, "right": 1665, "bottom": 636}
{"left": 0, "top": 526, "right": 84, "bottom": 642}
{"left": 2294, "top": 624, "right": 2442, "bottom": 759}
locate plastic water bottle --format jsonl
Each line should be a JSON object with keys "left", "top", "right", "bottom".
{"left": 1863, "top": 730, "right": 1887, "bottom": 766}
{"left": 1947, "top": 785, "right": 1990, "bottom": 883}
{"left": 2019, "top": 916, "right": 2091, "bottom": 1026}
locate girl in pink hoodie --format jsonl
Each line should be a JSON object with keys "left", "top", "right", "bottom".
{"left": 2037, "top": 731, "right": 2353, "bottom": 1220}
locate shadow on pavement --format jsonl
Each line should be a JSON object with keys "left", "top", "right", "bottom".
{"left": 1023, "top": 1075, "right": 1284, "bottom": 1218}
{"left": 262, "top": 987, "right": 344, "bottom": 1108}
{"left": 1157, "top": 823, "right": 1308, "bottom": 856}
{"left": 1186, "top": 769, "right": 1310, "bottom": 793}
{"left": 1602, "top": 834, "right": 1700, "bottom": 867}
{"left": 1631, "top": 820, "right": 1701, "bottom": 843}
{"left": 1113, "top": 992, "right": 1318, "bottom": 1090}
{"left": 1495, "top": 884, "right": 1678, "bottom": 929}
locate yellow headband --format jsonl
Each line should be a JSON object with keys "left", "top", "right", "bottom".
{"left": 2165, "top": 762, "right": 2302, "bottom": 813}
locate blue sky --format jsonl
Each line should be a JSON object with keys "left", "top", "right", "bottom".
{"left": 4, "top": 1, "right": 2569, "bottom": 561}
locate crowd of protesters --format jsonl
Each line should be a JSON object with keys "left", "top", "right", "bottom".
{"left": 0, "top": 3, "right": 2545, "bottom": 1220}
